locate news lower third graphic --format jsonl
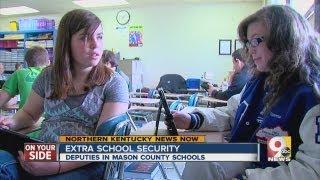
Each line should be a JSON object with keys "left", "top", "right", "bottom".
{"left": 24, "top": 143, "right": 57, "bottom": 161}
{"left": 24, "top": 135, "right": 260, "bottom": 162}
{"left": 267, "top": 136, "right": 291, "bottom": 162}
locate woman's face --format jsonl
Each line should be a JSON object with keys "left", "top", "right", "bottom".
{"left": 232, "top": 58, "right": 244, "bottom": 73}
{"left": 105, "top": 61, "right": 112, "bottom": 68}
{"left": 104, "top": 61, "right": 115, "bottom": 70}
{"left": 71, "top": 24, "right": 103, "bottom": 69}
{"left": 246, "top": 21, "right": 273, "bottom": 72}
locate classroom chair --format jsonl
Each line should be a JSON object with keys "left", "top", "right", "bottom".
{"left": 129, "top": 89, "right": 159, "bottom": 125}
{"left": 188, "top": 93, "right": 199, "bottom": 107}
{"left": 169, "top": 100, "right": 185, "bottom": 111}
{"left": 95, "top": 113, "right": 132, "bottom": 180}
{"left": 147, "top": 88, "right": 158, "bottom": 98}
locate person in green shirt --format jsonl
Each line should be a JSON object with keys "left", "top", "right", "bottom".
{"left": 0, "top": 46, "right": 49, "bottom": 109}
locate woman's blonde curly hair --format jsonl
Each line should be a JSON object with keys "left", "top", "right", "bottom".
{"left": 238, "top": 5, "right": 320, "bottom": 115}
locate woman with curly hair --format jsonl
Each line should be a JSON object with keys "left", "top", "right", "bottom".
{"left": 173, "top": 5, "right": 320, "bottom": 179}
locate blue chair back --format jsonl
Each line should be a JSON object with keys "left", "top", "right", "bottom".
{"left": 97, "top": 113, "right": 132, "bottom": 180}
{"left": 96, "top": 113, "right": 131, "bottom": 136}
{"left": 169, "top": 100, "right": 185, "bottom": 111}
{"left": 147, "top": 89, "right": 158, "bottom": 98}
{"left": 188, "top": 93, "right": 198, "bottom": 107}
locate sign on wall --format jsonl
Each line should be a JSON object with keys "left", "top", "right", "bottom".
{"left": 129, "top": 24, "right": 143, "bottom": 47}
{"left": 219, "top": 39, "right": 232, "bottom": 55}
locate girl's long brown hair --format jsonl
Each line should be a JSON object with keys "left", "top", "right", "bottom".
{"left": 50, "top": 9, "right": 113, "bottom": 99}
{"left": 238, "top": 5, "right": 320, "bottom": 114}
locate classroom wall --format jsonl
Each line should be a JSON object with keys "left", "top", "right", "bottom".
{"left": 0, "top": 2, "right": 262, "bottom": 88}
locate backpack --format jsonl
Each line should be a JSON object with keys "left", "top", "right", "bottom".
{"left": 156, "top": 74, "right": 187, "bottom": 94}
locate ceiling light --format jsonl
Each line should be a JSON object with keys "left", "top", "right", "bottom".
{"left": 73, "top": 0, "right": 129, "bottom": 8}
{"left": 0, "top": 6, "right": 39, "bottom": 16}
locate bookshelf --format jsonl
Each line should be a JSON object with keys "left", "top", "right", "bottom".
{"left": 0, "top": 29, "right": 56, "bottom": 73}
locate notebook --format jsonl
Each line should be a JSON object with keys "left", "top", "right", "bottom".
{"left": 154, "top": 88, "right": 178, "bottom": 136}
{"left": 0, "top": 127, "right": 43, "bottom": 156}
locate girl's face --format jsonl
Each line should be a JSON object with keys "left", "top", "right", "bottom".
{"left": 246, "top": 21, "right": 273, "bottom": 72}
{"left": 105, "top": 62, "right": 116, "bottom": 71}
{"left": 105, "top": 61, "right": 112, "bottom": 68}
{"left": 71, "top": 24, "right": 103, "bottom": 69}
{"left": 232, "top": 58, "right": 244, "bottom": 73}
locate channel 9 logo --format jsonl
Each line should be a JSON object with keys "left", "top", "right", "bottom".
{"left": 267, "top": 136, "right": 291, "bottom": 161}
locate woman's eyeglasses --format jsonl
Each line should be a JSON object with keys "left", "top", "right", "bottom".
{"left": 245, "top": 36, "right": 264, "bottom": 48}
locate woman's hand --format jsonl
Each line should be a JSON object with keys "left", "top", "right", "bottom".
{"left": 207, "top": 84, "right": 219, "bottom": 96}
{"left": 171, "top": 111, "right": 191, "bottom": 129}
{"left": 18, "top": 151, "right": 59, "bottom": 176}
{"left": 0, "top": 115, "right": 15, "bottom": 129}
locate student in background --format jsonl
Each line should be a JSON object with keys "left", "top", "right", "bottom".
{"left": 207, "top": 48, "right": 250, "bottom": 100}
{"left": 0, "top": 63, "right": 6, "bottom": 89}
{"left": 15, "top": 62, "right": 22, "bottom": 71}
{"left": 0, "top": 9, "right": 129, "bottom": 179}
{"left": 0, "top": 63, "right": 6, "bottom": 80}
{"left": 173, "top": 5, "right": 320, "bottom": 179}
{"left": 0, "top": 46, "right": 49, "bottom": 109}
{"left": 101, "top": 49, "right": 130, "bottom": 87}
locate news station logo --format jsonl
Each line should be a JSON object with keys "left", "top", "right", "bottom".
{"left": 267, "top": 136, "right": 291, "bottom": 161}
{"left": 24, "top": 143, "right": 57, "bottom": 161}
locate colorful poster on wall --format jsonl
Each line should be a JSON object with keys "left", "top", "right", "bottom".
{"left": 129, "top": 25, "right": 143, "bottom": 47}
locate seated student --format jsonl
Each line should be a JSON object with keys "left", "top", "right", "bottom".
{"left": 15, "top": 62, "right": 22, "bottom": 71}
{"left": 0, "top": 9, "right": 129, "bottom": 179}
{"left": 0, "top": 63, "right": 5, "bottom": 80}
{"left": 172, "top": 5, "right": 320, "bottom": 180}
{"left": 207, "top": 48, "right": 250, "bottom": 100}
{"left": 0, "top": 63, "right": 6, "bottom": 87}
{"left": 0, "top": 46, "right": 50, "bottom": 109}
{"left": 101, "top": 49, "right": 130, "bottom": 88}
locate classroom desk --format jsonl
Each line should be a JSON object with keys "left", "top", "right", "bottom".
{"left": 130, "top": 92, "right": 206, "bottom": 100}
{"left": 130, "top": 98, "right": 160, "bottom": 106}
{"left": 131, "top": 121, "right": 228, "bottom": 143}
{"left": 164, "top": 93, "right": 191, "bottom": 99}
{"left": 131, "top": 92, "right": 193, "bottom": 99}
{"left": 200, "top": 96, "right": 227, "bottom": 105}
{"left": 186, "top": 89, "right": 207, "bottom": 94}
{"left": 129, "top": 105, "right": 160, "bottom": 112}
{"left": 130, "top": 92, "right": 148, "bottom": 97}
{"left": 167, "top": 99, "right": 188, "bottom": 104}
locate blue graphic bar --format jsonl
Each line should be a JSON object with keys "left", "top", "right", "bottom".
{"left": 58, "top": 143, "right": 259, "bottom": 153}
